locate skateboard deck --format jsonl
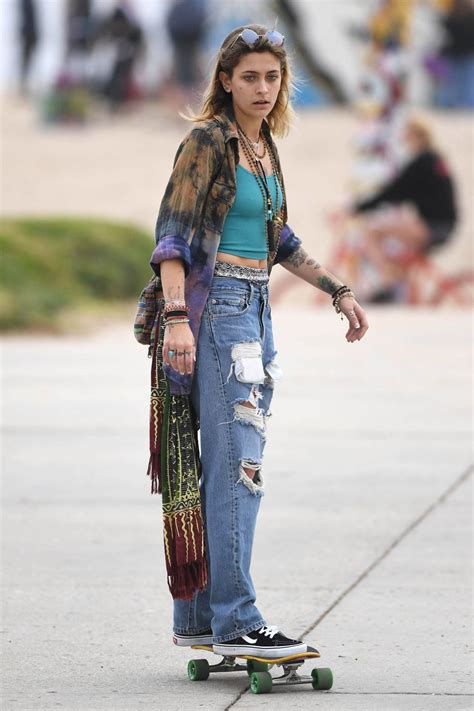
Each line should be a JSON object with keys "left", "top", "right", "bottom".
{"left": 186, "top": 644, "right": 333, "bottom": 694}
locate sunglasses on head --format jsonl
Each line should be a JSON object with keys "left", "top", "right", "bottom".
{"left": 228, "top": 28, "right": 285, "bottom": 51}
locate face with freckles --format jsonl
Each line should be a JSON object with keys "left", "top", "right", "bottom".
{"left": 219, "top": 51, "right": 282, "bottom": 122}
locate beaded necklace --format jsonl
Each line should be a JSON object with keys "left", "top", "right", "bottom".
{"left": 236, "top": 121, "right": 286, "bottom": 256}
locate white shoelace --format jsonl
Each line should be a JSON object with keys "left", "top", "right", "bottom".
{"left": 258, "top": 624, "right": 279, "bottom": 639}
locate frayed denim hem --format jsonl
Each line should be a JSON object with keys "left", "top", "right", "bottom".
{"left": 212, "top": 618, "right": 267, "bottom": 644}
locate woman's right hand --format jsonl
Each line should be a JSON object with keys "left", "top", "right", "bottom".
{"left": 162, "top": 322, "right": 196, "bottom": 375}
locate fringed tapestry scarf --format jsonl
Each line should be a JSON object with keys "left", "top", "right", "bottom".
{"left": 145, "top": 294, "right": 208, "bottom": 600}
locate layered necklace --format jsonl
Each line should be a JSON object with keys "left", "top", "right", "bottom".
{"left": 235, "top": 121, "right": 286, "bottom": 256}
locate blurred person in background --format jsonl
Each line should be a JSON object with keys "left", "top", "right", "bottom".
{"left": 349, "top": 0, "right": 413, "bottom": 197}
{"left": 64, "top": 0, "right": 95, "bottom": 85}
{"left": 164, "top": 0, "right": 208, "bottom": 109}
{"left": 437, "top": 0, "right": 474, "bottom": 108}
{"left": 66, "top": 0, "right": 93, "bottom": 57}
{"left": 147, "top": 23, "right": 368, "bottom": 659}
{"left": 272, "top": 0, "right": 346, "bottom": 103}
{"left": 343, "top": 116, "right": 458, "bottom": 302}
{"left": 367, "top": 0, "right": 412, "bottom": 60}
{"left": 91, "top": 1, "right": 144, "bottom": 112}
{"left": 18, "top": 0, "right": 39, "bottom": 96}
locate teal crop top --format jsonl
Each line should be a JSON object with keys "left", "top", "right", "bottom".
{"left": 218, "top": 164, "right": 283, "bottom": 259}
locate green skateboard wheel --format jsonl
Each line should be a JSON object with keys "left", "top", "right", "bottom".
{"left": 311, "top": 667, "right": 333, "bottom": 690}
{"left": 187, "top": 658, "right": 210, "bottom": 681}
{"left": 250, "top": 671, "right": 273, "bottom": 694}
{"left": 246, "top": 659, "right": 269, "bottom": 674}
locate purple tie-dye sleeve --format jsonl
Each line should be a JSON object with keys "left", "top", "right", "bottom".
{"left": 273, "top": 223, "right": 302, "bottom": 265}
{"left": 150, "top": 127, "right": 218, "bottom": 278}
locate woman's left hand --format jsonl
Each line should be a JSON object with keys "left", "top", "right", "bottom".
{"left": 339, "top": 296, "right": 369, "bottom": 342}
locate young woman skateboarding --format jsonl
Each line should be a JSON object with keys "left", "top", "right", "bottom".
{"left": 149, "top": 23, "right": 369, "bottom": 660}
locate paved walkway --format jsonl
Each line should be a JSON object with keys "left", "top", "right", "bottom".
{"left": 2, "top": 305, "right": 472, "bottom": 710}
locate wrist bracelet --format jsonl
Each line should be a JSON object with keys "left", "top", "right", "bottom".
{"left": 332, "top": 288, "right": 351, "bottom": 306}
{"left": 334, "top": 288, "right": 353, "bottom": 304}
{"left": 334, "top": 290, "right": 355, "bottom": 314}
{"left": 164, "top": 317, "right": 190, "bottom": 327}
{"left": 163, "top": 309, "right": 189, "bottom": 318}
{"left": 164, "top": 300, "right": 189, "bottom": 312}
{"left": 331, "top": 285, "right": 349, "bottom": 299}
{"left": 332, "top": 285, "right": 351, "bottom": 300}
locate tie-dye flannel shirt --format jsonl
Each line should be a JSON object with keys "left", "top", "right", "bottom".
{"left": 150, "top": 102, "right": 303, "bottom": 395}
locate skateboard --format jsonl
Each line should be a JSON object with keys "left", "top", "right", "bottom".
{"left": 186, "top": 644, "right": 333, "bottom": 695}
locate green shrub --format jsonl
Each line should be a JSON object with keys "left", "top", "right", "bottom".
{"left": 0, "top": 217, "right": 154, "bottom": 331}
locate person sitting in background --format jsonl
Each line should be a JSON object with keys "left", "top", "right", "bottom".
{"left": 345, "top": 116, "right": 458, "bottom": 302}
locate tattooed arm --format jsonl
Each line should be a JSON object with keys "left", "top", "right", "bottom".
{"left": 160, "top": 258, "right": 186, "bottom": 303}
{"left": 280, "top": 245, "right": 344, "bottom": 295}
{"left": 160, "top": 258, "right": 196, "bottom": 374}
{"left": 280, "top": 245, "right": 370, "bottom": 342}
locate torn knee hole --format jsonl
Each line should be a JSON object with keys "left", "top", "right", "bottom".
{"left": 238, "top": 459, "right": 264, "bottom": 494}
{"left": 233, "top": 400, "right": 266, "bottom": 437}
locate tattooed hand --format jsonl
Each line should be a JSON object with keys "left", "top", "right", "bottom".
{"left": 163, "top": 322, "right": 196, "bottom": 375}
{"left": 281, "top": 245, "right": 369, "bottom": 342}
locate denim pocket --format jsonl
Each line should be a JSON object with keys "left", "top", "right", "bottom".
{"left": 207, "top": 287, "right": 251, "bottom": 318}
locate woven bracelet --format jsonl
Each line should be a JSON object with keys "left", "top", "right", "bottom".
{"left": 331, "top": 285, "right": 349, "bottom": 299}
{"left": 164, "top": 318, "right": 190, "bottom": 327}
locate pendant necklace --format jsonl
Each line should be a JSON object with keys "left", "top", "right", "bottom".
{"left": 236, "top": 121, "right": 285, "bottom": 255}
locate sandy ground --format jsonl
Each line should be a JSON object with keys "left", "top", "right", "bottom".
{"left": 2, "top": 94, "right": 472, "bottom": 306}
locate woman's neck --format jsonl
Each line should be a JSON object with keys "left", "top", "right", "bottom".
{"left": 232, "top": 105, "right": 263, "bottom": 143}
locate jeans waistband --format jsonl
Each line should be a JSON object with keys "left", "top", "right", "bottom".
{"left": 213, "top": 261, "right": 269, "bottom": 284}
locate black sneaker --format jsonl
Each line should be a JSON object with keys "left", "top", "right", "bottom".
{"left": 173, "top": 628, "right": 213, "bottom": 647}
{"left": 213, "top": 625, "right": 307, "bottom": 659}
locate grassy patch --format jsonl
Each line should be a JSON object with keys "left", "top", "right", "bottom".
{"left": 0, "top": 216, "right": 154, "bottom": 332}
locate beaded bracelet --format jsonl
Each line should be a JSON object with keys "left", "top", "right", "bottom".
{"left": 332, "top": 286, "right": 351, "bottom": 301}
{"left": 333, "top": 288, "right": 353, "bottom": 304}
{"left": 332, "top": 288, "right": 352, "bottom": 307}
{"left": 334, "top": 290, "right": 355, "bottom": 314}
{"left": 331, "top": 285, "right": 350, "bottom": 300}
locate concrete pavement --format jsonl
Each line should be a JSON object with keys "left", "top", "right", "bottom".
{"left": 1, "top": 305, "right": 473, "bottom": 710}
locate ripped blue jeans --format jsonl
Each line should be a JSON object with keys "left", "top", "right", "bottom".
{"left": 173, "top": 275, "right": 282, "bottom": 643}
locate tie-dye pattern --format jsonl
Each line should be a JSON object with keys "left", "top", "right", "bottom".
{"left": 150, "top": 103, "right": 302, "bottom": 395}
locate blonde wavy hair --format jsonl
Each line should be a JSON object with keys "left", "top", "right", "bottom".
{"left": 180, "top": 23, "right": 297, "bottom": 138}
{"left": 405, "top": 114, "right": 436, "bottom": 151}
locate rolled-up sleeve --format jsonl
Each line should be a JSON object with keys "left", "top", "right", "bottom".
{"left": 150, "top": 127, "right": 218, "bottom": 278}
{"left": 150, "top": 235, "right": 192, "bottom": 276}
{"left": 274, "top": 223, "right": 303, "bottom": 265}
